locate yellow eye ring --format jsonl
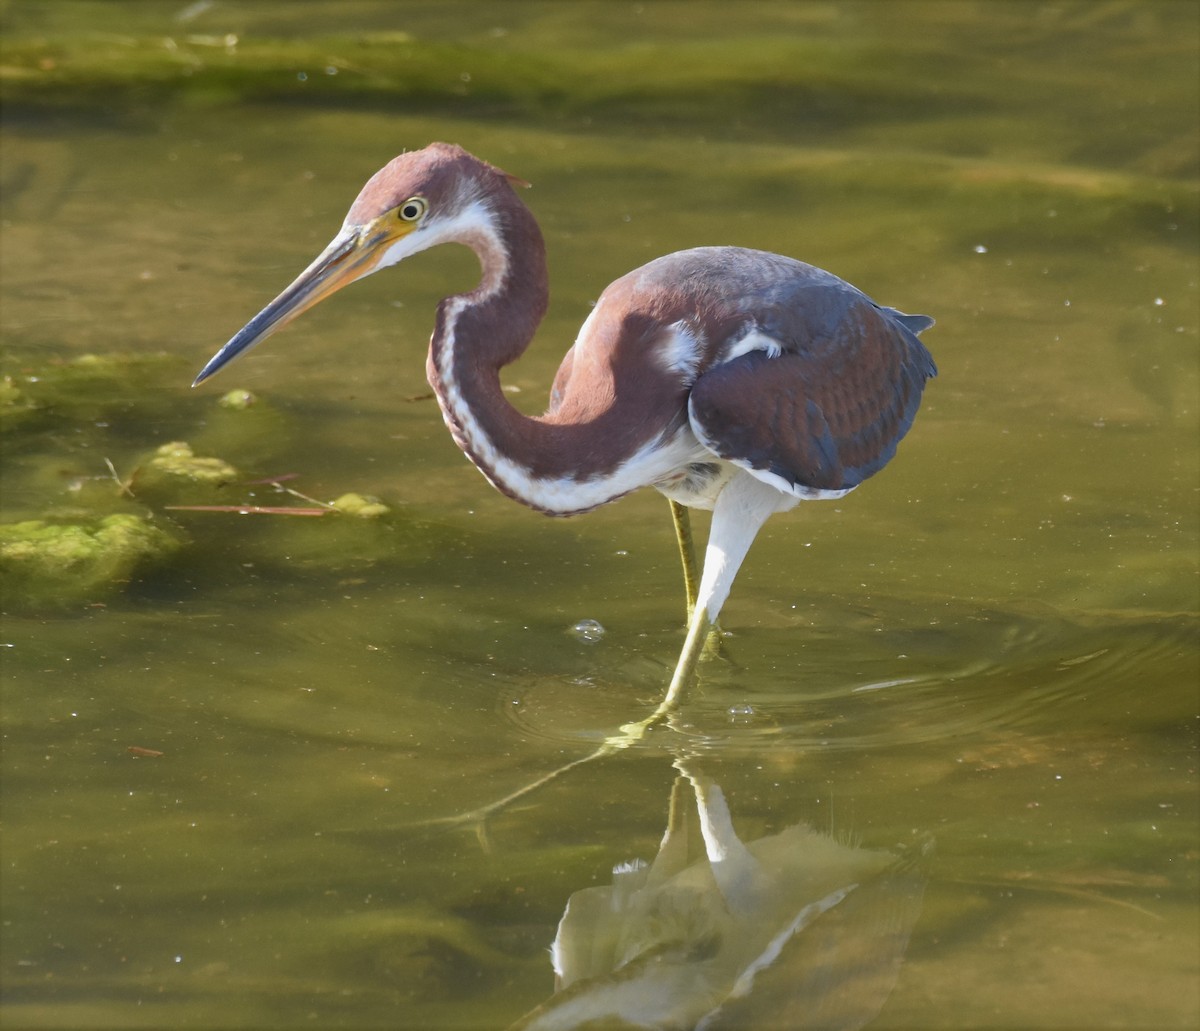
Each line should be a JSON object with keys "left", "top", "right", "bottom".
{"left": 397, "top": 197, "right": 428, "bottom": 222}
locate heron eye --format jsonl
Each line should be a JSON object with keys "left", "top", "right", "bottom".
{"left": 398, "top": 197, "right": 428, "bottom": 223}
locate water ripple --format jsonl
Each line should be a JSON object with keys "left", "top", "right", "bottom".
{"left": 499, "top": 605, "right": 1197, "bottom": 756}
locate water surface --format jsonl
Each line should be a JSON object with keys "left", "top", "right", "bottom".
{"left": 2, "top": 2, "right": 1197, "bottom": 1028}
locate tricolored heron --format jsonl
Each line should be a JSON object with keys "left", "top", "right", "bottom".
{"left": 194, "top": 142, "right": 935, "bottom": 733}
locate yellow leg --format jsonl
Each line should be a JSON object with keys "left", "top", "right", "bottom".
{"left": 613, "top": 603, "right": 712, "bottom": 743}
{"left": 669, "top": 500, "right": 699, "bottom": 619}
{"left": 415, "top": 604, "right": 714, "bottom": 843}
{"left": 670, "top": 499, "right": 723, "bottom": 660}
{"left": 414, "top": 742, "right": 621, "bottom": 848}
{"left": 416, "top": 502, "right": 737, "bottom": 839}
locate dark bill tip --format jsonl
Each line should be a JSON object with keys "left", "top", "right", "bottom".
{"left": 190, "top": 227, "right": 374, "bottom": 388}
{"left": 191, "top": 302, "right": 282, "bottom": 387}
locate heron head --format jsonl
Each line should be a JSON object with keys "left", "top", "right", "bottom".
{"left": 193, "top": 143, "right": 522, "bottom": 386}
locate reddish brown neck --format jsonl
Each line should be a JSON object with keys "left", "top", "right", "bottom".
{"left": 424, "top": 190, "right": 577, "bottom": 509}
{"left": 423, "top": 188, "right": 689, "bottom": 515}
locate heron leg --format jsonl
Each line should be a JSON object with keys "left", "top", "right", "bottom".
{"left": 426, "top": 476, "right": 787, "bottom": 841}
{"left": 408, "top": 610, "right": 709, "bottom": 843}
{"left": 669, "top": 499, "right": 700, "bottom": 619}
{"left": 619, "top": 472, "right": 788, "bottom": 742}
{"left": 614, "top": 602, "right": 713, "bottom": 743}
{"left": 670, "top": 499, "right": 725, "bottom": 663}
{"left": 429, "top": 606, "right": 715, "bottom": 836}
{"left": 412, "top": 741, "right": 623, "bottom": 846}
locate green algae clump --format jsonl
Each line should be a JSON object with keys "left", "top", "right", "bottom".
{"left": 0, "top": 374, "right": 39, "bottom": 431}
{"left": 330, "top": 493, "right": 391, "bottom": 519}
{"left": 131, "top": 441, "right": 239, "bottom": 505}
{"left": 145, "top": 441, "right": 238, "bottom": 484}
{"left": 0, "top": 514, "right": 181, "bottom": 609}
{"left": 216, "top": 388, "right": 257, "bottom": 411}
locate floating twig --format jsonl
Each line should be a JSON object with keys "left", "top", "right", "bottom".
{"left": 164, "top": 504, "right": 328, "bottom": 516}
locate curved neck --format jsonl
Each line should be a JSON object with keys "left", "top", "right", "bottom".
{"left": 424, "top": 195, "right": 566, "bottom": 509}
{"left": 425, "top": 192, "right": 692, "bottom": 516}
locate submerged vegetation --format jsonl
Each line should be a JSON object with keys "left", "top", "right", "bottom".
{"left": 0, "top": 512, "right": 180, "bottom": 608}
{"left": 0, "top": 352, "right": 395, "bottom": 611}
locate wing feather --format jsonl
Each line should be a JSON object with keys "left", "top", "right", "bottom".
{"left": 689, "top": 300, "right": 935, "bottom": 493}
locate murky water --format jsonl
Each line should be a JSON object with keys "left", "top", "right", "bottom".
{"left": 2, "top": 2, "right": 1197, "bottom": 1028}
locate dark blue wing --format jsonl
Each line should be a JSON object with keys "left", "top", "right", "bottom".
{"left": 689, "top": 294, "right": 936, "bottom": 493}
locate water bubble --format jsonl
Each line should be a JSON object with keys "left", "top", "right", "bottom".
{"left": 570, "top": 619, "right": 606, "bottom": 643}
{"left": 727, "top": 703, "right": 755, "bottom": 722}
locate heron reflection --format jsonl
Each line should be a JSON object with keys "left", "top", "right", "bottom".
{"left": 510, "top": 759, "right": 930, "bottom": 1030}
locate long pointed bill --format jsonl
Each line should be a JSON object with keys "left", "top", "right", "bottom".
{"left": 192, "top": 219, "right": 412, "bottom": 386}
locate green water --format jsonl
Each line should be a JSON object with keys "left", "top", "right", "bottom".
{"left": 2, "top": 2, "right": 1197, "bottom": 1028}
